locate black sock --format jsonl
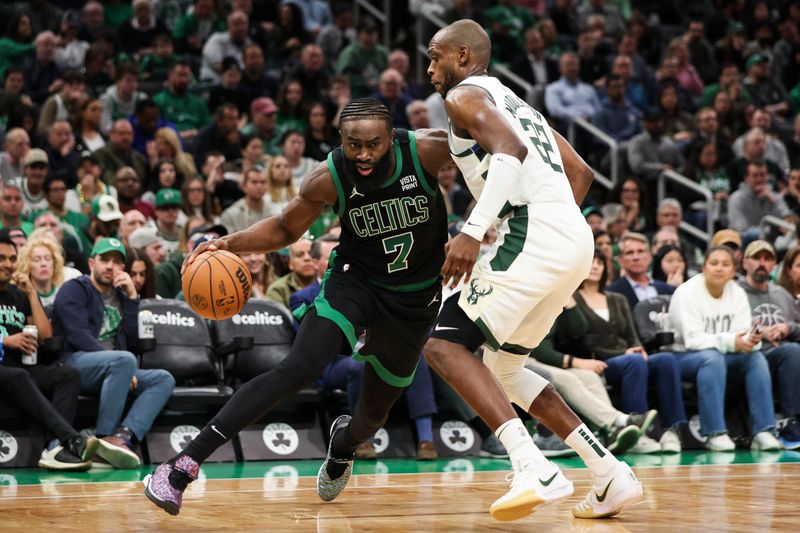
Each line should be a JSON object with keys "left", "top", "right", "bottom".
{"left": 179, "top": 425, "right": 229, "bottom": 465}
{"left": 166, "top": 309, "right": 346, "bottom": 467}
{"left": 326, "top": 426, "right": 359, "bottom": 479}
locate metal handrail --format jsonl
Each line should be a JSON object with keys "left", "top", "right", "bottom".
{"left": 413, "top": 8, "right": 539, "bottom": 106}
{"left": 657, "top": 169, "right": 714, "bottom": 243}
{"left": 490, "top": 64, "right": 536, "bottom": 105}
{"left": 353, "top": 0, "right": 391, "bottom": 48}
{"left": 760, "top": 215, "right": 796, "bottom": 238}
{"left": 568, "top": 118, "right": 620, "bottom": 188}
{"left": 412, "top": 8, "right": 614, "bottom": 191}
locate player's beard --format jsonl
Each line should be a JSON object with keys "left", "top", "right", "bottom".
{"left": 343, "top": 149, "right": 395, "bottom": 193}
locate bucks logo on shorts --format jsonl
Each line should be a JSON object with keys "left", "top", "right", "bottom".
{"left": 466, "top": 279, "right": 494, "bottom": 305}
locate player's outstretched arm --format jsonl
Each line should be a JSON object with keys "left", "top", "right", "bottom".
{"left": 182, "top": 162, "right": 336, "bottom": 273}
{"left": 551, "top": 128, "right": 594, "bottom": 205}
{"left": 439, "top": 86, "right": 527, "bottom": 287}
{"left": 413, "top": 128, "right": 455, "bottom": 175}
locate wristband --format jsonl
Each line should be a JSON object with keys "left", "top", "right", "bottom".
{"left": 568, "top": 355, "right": 574, "bottom": 368}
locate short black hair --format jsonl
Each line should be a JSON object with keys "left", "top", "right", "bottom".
{"left": 43, "top": 175, "right": 67, "bottom": 193}
{"left": 279, "top": 128, "right": 304, "bottom": 145}
{"left": 339, "top": 98, "right": 392, "bottom": 129}
{"left": 0, "top": 229, "right": 17, "bottom": 251}
{"left": 4, "top": 66, "right": 23, "bottom": 81}
{"left": 135, "top": 98, "right": 159, "bottom": 115}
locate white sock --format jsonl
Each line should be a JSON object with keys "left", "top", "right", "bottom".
{"left": 495, "top": 418, "right": 548, "bottom": 471}
{"left": 614, "top": 413, "right": 629, "bottom": 428}
{"left": 565, "top": 424, "right": 617, "bottom": 477}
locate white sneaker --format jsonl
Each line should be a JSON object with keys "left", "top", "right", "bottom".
{"left": 659, "top": 429, "right": 682, "bottom": 454}
{"left": 751, "top": 431, "right": 783, "bottom": 451}
{"left": 705, "top": 433, "right": 736, "bottom": 452}
{"left": 572, "top": 461, "right": 643, "bottom": 519}
{"left": 490, "top": 461, "right": 574, "bottom": 522}
{"left": 627, "top": 435, "right": 661, "bottom": 454}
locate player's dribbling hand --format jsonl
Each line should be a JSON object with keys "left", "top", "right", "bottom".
{"left": 441, "top": 233, "right": 481, "bottom": 288}
{"left": 181, "top": 238, "right": 229, "bottom": 274}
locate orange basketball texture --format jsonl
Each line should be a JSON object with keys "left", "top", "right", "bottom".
{"left": 182, "top": 250, "right": 252, "bottom": 320}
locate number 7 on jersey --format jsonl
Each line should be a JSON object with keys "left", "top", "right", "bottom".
{"left": 382, "top": 232, "right": 414, "bottom": 273}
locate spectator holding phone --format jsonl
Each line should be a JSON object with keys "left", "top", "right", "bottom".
{"left": 669, "top": 245, "right": 782, "bottom": 452}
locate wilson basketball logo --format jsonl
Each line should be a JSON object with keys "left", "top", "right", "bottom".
{"left": 440, "top": 421, "right": 474, "bottom": 452}
{"left": 235, "top": 267, "right": 251, "bottom": 298}
{"left": 183, "top": 250, "right": 252, "bottom": 320}
{"left": 262, "top": 423, "right": 299, "bottom": 455}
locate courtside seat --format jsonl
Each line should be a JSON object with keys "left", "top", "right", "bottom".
{"left": 137, "top": 299, "right": 233, "bottom": 411}
{"left": 212, "top": 299, "right": 323, "bottom": 404}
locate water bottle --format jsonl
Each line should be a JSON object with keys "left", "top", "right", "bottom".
{"left": 21, "top": 325, "right": 38, "bottom": 366}
{"left": 138, "top": 310, "right": 154, "bottom": 339}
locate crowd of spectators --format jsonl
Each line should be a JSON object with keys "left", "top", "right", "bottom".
{"left": 3, "top": 0, "right": 800, "bottom": 469}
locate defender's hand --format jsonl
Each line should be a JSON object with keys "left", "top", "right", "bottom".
{"left": 441, "top": 233, "right": 481, "bottom": 289}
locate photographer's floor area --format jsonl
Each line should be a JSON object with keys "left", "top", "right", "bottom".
{"left": 1, "top": 451, "right": 798, "bottom": 531}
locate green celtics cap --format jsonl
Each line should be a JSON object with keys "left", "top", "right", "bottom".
{"left": 90, "top": 237, "right": 127, "bottom": 260}
{"left": 155, "top": 188, "right": 181, "bottom": 208}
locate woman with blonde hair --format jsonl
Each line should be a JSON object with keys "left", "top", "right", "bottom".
{"left": 239, "top": 252, "right": 276, "bottom": 299}
{"left": 265, "top": 155, "right": 297, "bottom": 216}
{"left": 147, "top": 127, "right": 198, "bottom": 180}
{"left": 15, "top": 235, "right": 66, "bottom": 308}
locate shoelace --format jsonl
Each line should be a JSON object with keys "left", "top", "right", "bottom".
{"left": 168, "top": 469, "right": 194, "bottom": 491}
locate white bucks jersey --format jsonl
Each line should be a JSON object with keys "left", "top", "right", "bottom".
{"left": 447, "top": 75, "right": 574, "bottom": 207}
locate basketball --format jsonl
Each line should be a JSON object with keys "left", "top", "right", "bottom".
{"left": 182, "top": 250, "right": 252, "bottom": 320}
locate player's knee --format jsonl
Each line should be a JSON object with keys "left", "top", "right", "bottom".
{"left": 422, "top": 338, "right": 455, "bottom": 374}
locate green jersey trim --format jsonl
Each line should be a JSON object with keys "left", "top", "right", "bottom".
{"left": 475, "top": 317, "right": 500, "bottom": 351}
{"left": 291, "top": 252, "right": 358, "bottom": 350}
{"left": 326, "top": 152, "right": 347, "bottom": 218}
{"left": 407, "top": 131, "right": 437, "bottom": 197}
{"left": 490, "top": 205, "right": 529, "bottom": 271}
{"left": 379, "top": 140, "right": 404, "bottom": 188}
{"left": 352, "top": 352, "right": 419, "bottom": 388}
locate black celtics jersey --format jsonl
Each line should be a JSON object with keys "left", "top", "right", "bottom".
{"left": 326, "top": 129, "right": 447, "bottom": 290}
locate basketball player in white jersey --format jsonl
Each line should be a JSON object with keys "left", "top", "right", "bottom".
{"left": 423, "top": 20, "right": 644, "bottom": 521}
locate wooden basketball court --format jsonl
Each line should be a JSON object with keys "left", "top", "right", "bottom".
{"left": 1, "top": 458, "right": 798, "bottom": 531}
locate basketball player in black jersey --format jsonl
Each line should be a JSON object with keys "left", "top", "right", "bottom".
{"left": 143, "top": 100, "right": 456, "bottom": 515}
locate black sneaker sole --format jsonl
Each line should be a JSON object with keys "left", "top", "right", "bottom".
{"left": 144, "top": 474, "right": 180, "bottom": 516}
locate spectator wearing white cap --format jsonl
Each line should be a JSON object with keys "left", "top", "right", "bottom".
{"left": 128, "top": 226, "right": 167, "bottom": 267}
{"left": 14, "top": 148, "right": 50, "bottom": 218}
{"left": 153, "top": 188, "right": 182, "bottom": 255}
{"left": 88, "top": 194, "right": 123, "bottom": 243}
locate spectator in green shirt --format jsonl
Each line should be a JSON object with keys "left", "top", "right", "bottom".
{"left": 153, "top": 62, "right": 211, "bottom": 140}
{"left": 173, "top": 0, "right": 226, "bottom": 56}
{"left": 0, "top": 13, "right": 36, "bottom": 80}
{"left": 30, "top": 176, "right": 91, "bottom": 254}
{"left": 139, "top": 34, "right": 180, "bottom": 85}
{"left": 336, "top": 18, "right": 388, "bottom": 98}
